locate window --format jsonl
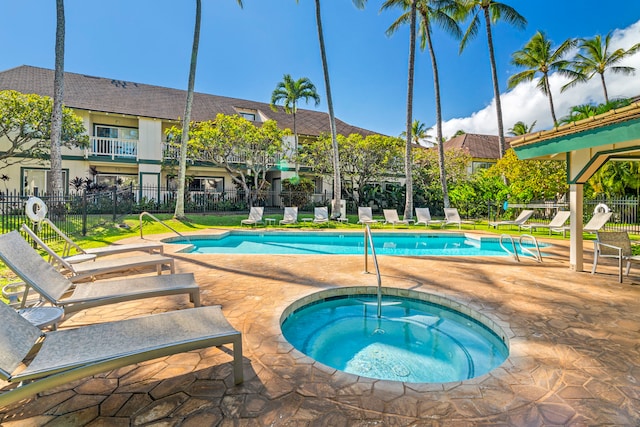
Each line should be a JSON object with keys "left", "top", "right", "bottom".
{"left": 188, "top": 177, "right": 224, "bottom": 193}
{"left": 95, "top": 125, "right": 139, "bottom": 140}
{"left": 23, "top": 168, "right": 68, "bottom": 196}
{"left": 239, "top": 112, "right": 256, "bottom": 121}
{"left": 95, "top": 174, "right": 138, "bottom": 187}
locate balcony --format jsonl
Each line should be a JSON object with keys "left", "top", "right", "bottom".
{"left": 162, "top": 143, "right": 282, "bottom": 167}
{"left": 86, "top": 137, "right": 138, "bottom": 160}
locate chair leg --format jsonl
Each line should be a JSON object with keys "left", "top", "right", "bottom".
{"left": 591, "top": 251, "right": 599, "bottom": 275}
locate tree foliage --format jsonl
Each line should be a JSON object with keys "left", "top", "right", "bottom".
{"left": 0, "top": 90, "right": 88, "bottom": 170}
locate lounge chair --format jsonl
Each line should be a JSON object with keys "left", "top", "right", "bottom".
{"left": 39, "top": 218, "right": 163, "bottom": 262}
{"left": 520, "top": 211, "right": 571, "bottom": 237}
{"left": 488, "top": 209, "right": 534, "bottom": 230}
{"left": 21, "top": 225, "right": 175, "bottom": 283}
{"left": 0, "top": 302, "right": 243, "bottom": 408}
{"left": 357, "top": 207, "right": 379, "bottom": 226}
{"left": 584, "top": 211, "right": 613, "bottom": 233}
{"left": 240, "top": 207, "right": 264, "bottom": 227}
{"left": 442, "top": 208, "right": 475, "bottom": 229}
{"left": 302, "top": 207, "right": 329, "bottom": 223}
{"left": 0, "top": 230, "right": 200, "bottom": 314}
{"left": 414, "top": 208, "right": 443, "bottom": 227}
{"left": 279, "top": 207, "right": 298, "bottom": 225}
{"left": 383, "top": 209, "right": 412, "bottom": 227}
{"left": 591, "top": 231, "right": 640, "bottom": 282}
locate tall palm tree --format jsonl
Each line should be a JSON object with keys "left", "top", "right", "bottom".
{"left": 381, "top": 0, "right": 417, "bottom": 220}
{"left": 49, "top": 0, "right": 65, "bottom": 198}
{"left": 562, "top": 33, "right": 640, "bottom": 104}
{"left": 175, "top": 0, "right": 244, "bottom": 220}
{"left": 458, "top": 0, "right": 527, "bottom": 158}
{"left": 401, "top": 119, "right": 433, "bottom": 145}
{"left": 300, "top": 0, "right": 366, "bottom": 219}
{"left": 270, "top": 74, "right": 320, "bottom": 174}
{"left": 508, "top": 31, "right": 576, "bottom": 126}
{"left": 508, "top": 120, "right": 536, "bottom": 136}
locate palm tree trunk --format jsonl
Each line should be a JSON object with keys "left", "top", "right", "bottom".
{"left": 483, "top": 8, "right": 506, "bottom": 158}
{"left": 543, "top": 74, "right": 558, "bottom": 126}
{"left": 314, "top": 0, "right": 341, "bottom": 218}
{"left": 600, "top": 72, "right": 609, "bottom": 103}
{"left": 292, "top": 108, "right": 299, "bottom": 175}
{"left": 50, "top": 0, "right": 65, "bottom": 198}
{"left": 403, "top": 0, "right": 416, "bottom": 221}
{"left": 423, "top": 16, "right": 449, "bottom": 209}
{"left": 176, "top": 0, "right": 201, "bottom": 219}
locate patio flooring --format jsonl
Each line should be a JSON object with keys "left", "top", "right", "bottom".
{"left": 1, "top": 229, "right": 639, "bottom": 426}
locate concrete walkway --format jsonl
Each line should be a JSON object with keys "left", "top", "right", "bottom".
{"left": 1, "top": 230, "right": 639, "bottom": 426}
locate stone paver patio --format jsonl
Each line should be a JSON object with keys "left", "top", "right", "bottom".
{"left": 1, "top": 229, "right": 639, "bottom": 426}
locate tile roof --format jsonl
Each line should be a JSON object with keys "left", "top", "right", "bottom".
{"left": 0, "top": 65, "right": 377, "bottom": 138}
{"left": 443, "top": 133, "right": 502, "bottom": 160}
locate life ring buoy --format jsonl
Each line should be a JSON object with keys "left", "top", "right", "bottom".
{"left": 594, "top": 203, "right": 610, "bottom": 215}
{"left": 25, "top": 197, "right": 48, "bottom": 222}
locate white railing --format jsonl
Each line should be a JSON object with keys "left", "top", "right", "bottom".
{"left": 162, "top": 143, "right": 282, "bottom": 166}
{"left": 87, "top": 137, "right": 138, "bottom": 160}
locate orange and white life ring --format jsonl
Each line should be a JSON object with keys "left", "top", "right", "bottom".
{"left": 25, "top": 197, "right": 48, "bottom": 222}
{"left": 593, "top": 203, "right": 610, "bottom": 214}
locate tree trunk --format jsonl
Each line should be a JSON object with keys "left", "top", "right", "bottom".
{"left": 175, "top": 0, "right": 201, "bottom": 220}
{"left": 483, "top": 7, "right": 506, "bottom": 158}
{"left": 600, "top": 72, "right": 609, "bottom": 104}
{"left": 424, "top": 15, "right": 449, "bottom": 209}
{"left": 544, "top": 74, "right": 557, "bottom": 126}
{"left": 314, "top": 0, "right": 341, "bottom": 219}
{"left": 403, "top": 1, "right": 416, "bottom": 221}
{"left": 293, "top": 107, "right": 299, "bottom": 175}
{"left": 50, "top": 0, "right": 65, "bottom": 199}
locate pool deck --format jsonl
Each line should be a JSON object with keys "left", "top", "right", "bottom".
{"left": 1, "top": 229, "right": 639, "bottom": 426}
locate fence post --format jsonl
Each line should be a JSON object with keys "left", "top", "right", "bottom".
{"left": 82, "top": 190, "right": 87, "bottom": 236}
{"left": 112, "top": 186, "right": 117, "bottom": 222}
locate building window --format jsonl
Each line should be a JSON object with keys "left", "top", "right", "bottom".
{"left": 239, "top": 112, "right": 256, "bottom": 121}
{"left": 22, "top": 168, "right": 68, "bottom": 196}
{"left": 95, "top": 124, "right": 138, "bottom": 140}
{"left": 188, "top": 177, "right": 224, "bottom": 193}
{"left": 95, "top": 173, "right": 138, "bottom": 187}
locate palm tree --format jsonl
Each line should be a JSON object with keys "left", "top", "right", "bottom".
{"left": 458, "top": 0, "right": 527, "bottom": 158}
{"left": 508, "top": 31, "right": 576, "bottom": 126}
{"left": 175, "top": 0, "right": 244, "bottom": 220}
{"left": 508, "top": 120, "right": 536, "bottom": 136}
{"left": 381, "top": 0, "right": 417, "bottom": 220}
{"left": 300, "top": 0, "right": 366, "bottom": 219}
{"left": 270, "top": 74, "right": 320, "bottom": 174}
{"left": 401, "top": 119, "right": 433, "bottom": 145}
{"left": 49, "top": 0, "right": 65, "bottom": 198}
{"left": 562, "top": 33, "right": 640, "bottom": 103}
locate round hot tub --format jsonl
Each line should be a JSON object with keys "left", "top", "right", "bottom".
{"left": 281, "top": 287, "right": 509, "bottom": 383}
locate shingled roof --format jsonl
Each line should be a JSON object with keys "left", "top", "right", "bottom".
{"left": 443, "top": 133, "right": 502, "bottom": 160}
{"left": 0, "top": 65, "right": 377, "bottom": 138}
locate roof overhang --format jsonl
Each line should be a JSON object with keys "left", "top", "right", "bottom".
{"left": 510, "top": 103, "right": 640, "bottom": 184}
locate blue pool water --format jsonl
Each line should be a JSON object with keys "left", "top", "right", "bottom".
{"left": 169, "top": 231, "right": 546, "bottom": 256}
{"left": 281, "top": 292, "right": 509, "bottom": 383}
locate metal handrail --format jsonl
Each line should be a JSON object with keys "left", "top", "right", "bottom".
{"left": 499, "top": 234, "right": 519, "bottom": 262}
{"left": 499, "top": 233, "right": 542, "bottom": 263}
{"left": 139, "top": 212, "right": 185, "bottom": 240}
{"left": 363, "top": 224, "right": 383, "bottom": 318}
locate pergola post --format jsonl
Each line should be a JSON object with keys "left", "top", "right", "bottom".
{"left": 569, "top": 183, "right": 584, "bottom": 272}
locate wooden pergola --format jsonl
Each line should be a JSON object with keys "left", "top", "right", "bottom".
{"left": 510, "top": 102, "right": 640, "bottom": 271}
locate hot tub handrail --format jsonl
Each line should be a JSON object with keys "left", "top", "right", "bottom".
{"left": 363, "top": 224, "right": 383, "bottom": 318}
{"left": 139, "top": 211, "right": 185, "bottom": 240}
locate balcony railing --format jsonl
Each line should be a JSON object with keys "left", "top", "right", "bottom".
{"left": 162, "top": 143, "right": 282, "bottom": 167}
{"left": 86, "top": 137, "right": 138, "bottom": 160}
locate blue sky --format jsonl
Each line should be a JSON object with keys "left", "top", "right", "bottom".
{"left": 2, "top": 1, "right": 640, "bottom": 139}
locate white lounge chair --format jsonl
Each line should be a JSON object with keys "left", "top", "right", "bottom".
{"left": 240, "top": 207, "right": 264, "bottom": 227}
{"left": 21, "top": 224, "right": 175, "bottom": 283}
{"left": 357, "top": 207, "right": 379, "bottom": 226}
{"left": 591, "top": 231, "right": 640, "bottom": 282}
{"left": 442, "top": 208, "right": 475, "bottom": 229}
{"left": 520, "top": 211, "right": 571, "bottom": 237}
{"left": 0, "top": 230, "right": 200, "bottom": 314}
{"left": 488, "top": 209, "right": 534, "bottom": 230}
{"left": 0, "top": 302, "right": 243, "bottom": 408}
{"left": 279, "top": 207, "right": 298, "bottom": 225}
{"left": 383, "top": 209, "right": 412, "bottom": 227}
{"left": 414, "top": 208, "right": 443, "bottom": 227}
{"left": 39, "top": 218, "right": 164, "bottom": 262}
{"left": 302, "top": 207, "right": 329, "bottom": 223}
{"left": 584, "top": 211, "right": 613, "bottom": 233}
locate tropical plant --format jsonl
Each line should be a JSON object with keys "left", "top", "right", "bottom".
{"left": 508, "top": 120, "right": 536, "bottom": 136}
{"left": 49, "top": 0, "right": 65, "bottom": 196}
{"left": 270, "top": 74, "right": 320, "bottom": 174}
{"left": 174, "top": 0, "right": 244, "bottom": 220}
{"left": 381, "top": 0, "right": 418, "bottom": 220}
{"left": 508, "top": 31, "right": 576, "bottom": 126}
{"left": 457, "top": 0, "right": 527, "bottom": 157}
{"left": 401, "top": 120, "right": 433, "bottom": 145}
{"left": 562, "top": 32, "right": 640, "bottom": 103}
{"left": 558, "top": 98, "right": 631, "bottom": 125}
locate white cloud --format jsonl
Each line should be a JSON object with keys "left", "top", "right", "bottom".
{"left": 440, "top": 19, "right": 640, "bottom": 139}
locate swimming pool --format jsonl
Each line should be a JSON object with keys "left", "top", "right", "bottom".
{"left": 280, "top": 287, "right": 509, "bottom": 383}
{"left": 166, "top": 231, "right": 547, "bottom": 256}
